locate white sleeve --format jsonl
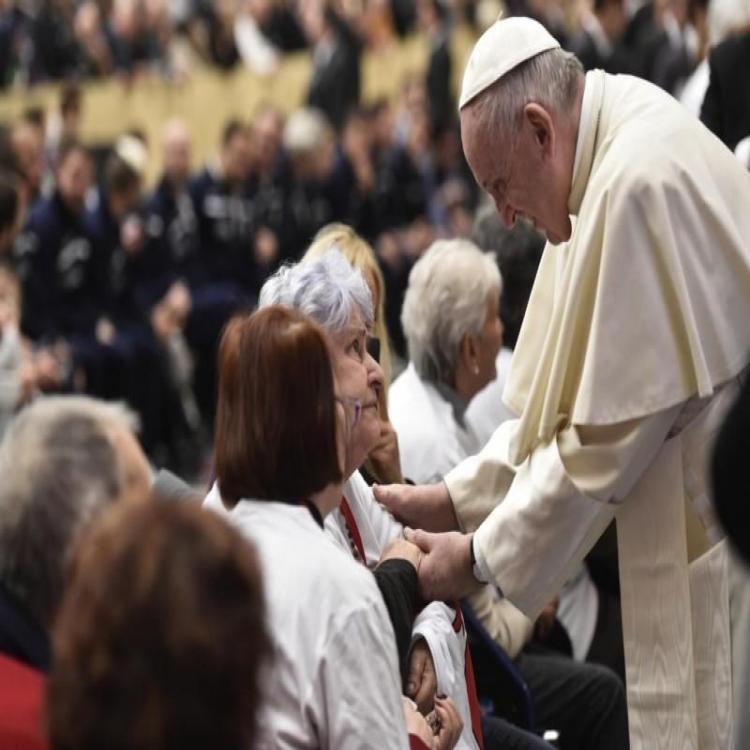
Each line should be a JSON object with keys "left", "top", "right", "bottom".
{"left": 411, "top": 602, "right": 480, "bottom": 750}
{"left": 316, "top": 603, "right": 410, "bottom": 750}
{"left": 347, "top": 473, "right": 405, "bottom": 566}
{"left": 451, "top": 406, "right": 680, "bottom": 619}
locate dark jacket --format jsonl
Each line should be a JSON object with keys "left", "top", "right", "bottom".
{"left": 701, "top": 32, "right": 750, "bottom": 151}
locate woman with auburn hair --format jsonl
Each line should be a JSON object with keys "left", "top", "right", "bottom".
{"left": 305, "top": 222, "right": 404, "bottom": 484}
{"left": 47, "top": 499, "right": 269, "bottom": 750}
{"left": 206, "top": 305, "right": 457, "bottom": 749}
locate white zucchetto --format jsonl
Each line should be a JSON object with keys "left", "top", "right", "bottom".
{"left": 459, "top": 17, "right": 560, "bottom": 110}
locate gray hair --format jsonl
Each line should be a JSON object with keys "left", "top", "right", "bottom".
{"left": 468, "top": 48, "right": 583, "bottom": 146}
{"left": 402, "top": 239, "right": 502, "bottom": 384}
{"left": 0, "top": 396, "right": 138, "bottom": 627}
{"left": 259, "top": 248, "right": 374, "bottom": 332}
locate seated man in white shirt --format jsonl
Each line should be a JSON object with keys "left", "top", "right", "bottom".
{"left": 389, "top": 239, "right": 628, "bottom": 750}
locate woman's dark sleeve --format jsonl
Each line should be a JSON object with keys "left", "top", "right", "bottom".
{"left": 373, "top": 559, "right": 420, "bottom": 688}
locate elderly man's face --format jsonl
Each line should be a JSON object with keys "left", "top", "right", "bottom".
{"left": 461, "top": 103, "right": 572, "bottom": 245}
{"left": 327, "top": 307, "right": 383, "bottom": 476}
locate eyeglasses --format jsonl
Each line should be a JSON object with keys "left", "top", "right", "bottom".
{"left": 335, "top": 395, "right": 362, "bottom": 429}
{"left": 366, "top": 336, "right": 381, "bottom": 363}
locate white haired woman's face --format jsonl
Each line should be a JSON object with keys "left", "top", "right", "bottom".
{"left": 326, "top": 307, "right": 383, "bottom": 476}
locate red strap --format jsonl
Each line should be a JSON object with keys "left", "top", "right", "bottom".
{"left": 339, "top": 497, "right": 366, "bottom": 563}
{"left": 463, "top": 642, "right": 485, "bottom": 750}
{"left": 452, "top": 606, "right": 485, "bottom": 750}
{"left": 409, "top": 735, "right": 431, "bottom": 750}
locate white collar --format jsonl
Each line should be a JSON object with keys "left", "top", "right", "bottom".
{"left": 571, "top": 71, "right": 596, "bottom": 188}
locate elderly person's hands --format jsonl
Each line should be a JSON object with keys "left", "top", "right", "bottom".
{"left": 377, "top": 537, "right": 421, "bottom": 570}
{"left": 403, "top": 529, "right": 483, "bottom": 602}
{"left": 407, "top": 638, "right": 437, "bottom": 714}
{"left": 403, "top": 695, "right": 464, "bottom": 750}
{"left": 367, "top": 393, "right": 404, "bottom": 484}
{"left": 403, "top": 698, "right": 433, "bottom": 747}
{"left": 429, "top": 695, "right": 464, "bottom": 750}
{"left": 373, "top": 481, "right": 459, "bottom": 532}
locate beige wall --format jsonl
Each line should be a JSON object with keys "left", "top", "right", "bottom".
{"left": 0, "top": 30, "right": 479, "bottom": 186}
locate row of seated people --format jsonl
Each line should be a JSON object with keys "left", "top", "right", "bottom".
{"left": 0, "top": 221, "right": 629, "bottom": 748}
{"left": 0, "top": 93, "right": 477, "bottom": 462}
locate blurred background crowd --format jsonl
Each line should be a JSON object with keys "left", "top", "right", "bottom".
{"left": 0, "top": 0, "right": 748, "bottom": 476}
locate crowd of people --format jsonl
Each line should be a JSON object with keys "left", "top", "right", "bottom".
{"left": 1, "top": 1, "right": 750, "bottom": 749}
{"left": 0, "top": 0, "right": 746, "bottom": 104}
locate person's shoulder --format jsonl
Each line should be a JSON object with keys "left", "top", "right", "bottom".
{"left": 233, "top": 499, "right": 380, "bottom": 607}
{"left": 710, "top": 31, "right": 750, "bottom": 71}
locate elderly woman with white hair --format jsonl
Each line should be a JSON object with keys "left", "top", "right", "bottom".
{"left": 256, "top": 249, "right": 488, "bottom": 749}
{"left": 389, "top": 239, "right": 503, "bottom": 484}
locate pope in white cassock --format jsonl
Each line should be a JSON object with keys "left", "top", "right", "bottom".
{"left": 375, "top": 16, "right": 750, "bottom": 749}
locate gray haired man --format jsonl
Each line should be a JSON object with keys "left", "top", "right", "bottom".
{"left": 0, "top": 396, "right": 151, "bottom": 673}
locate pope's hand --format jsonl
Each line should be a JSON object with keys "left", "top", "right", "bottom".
{"left": 373, "top": 482, "right": 459, "bottom": 532}
{"left": 403, "top": 529, "right": 482, "bottom": 602}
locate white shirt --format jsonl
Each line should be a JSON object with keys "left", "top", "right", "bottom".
{"left": 204, "top": 485, "right": 409, "bottom": 750}
{"left": 389, "top": 363, "right": 481, "bottom": 484}
{"left": 466, "top": 347, "right": 516, "bottom": 448}
{"left": 326, "top": 472, "right": 482, "bottom": 750}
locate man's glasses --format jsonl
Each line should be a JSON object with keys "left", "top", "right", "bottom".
{"left": 335, "top": 396, "right": 362, "bottom": 429}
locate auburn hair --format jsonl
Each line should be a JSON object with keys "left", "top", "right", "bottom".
{"left": 47, "top": 499, "right": 269, "bottom": 750}
{"left": 214, "top": 305, "right": 342, "bottom": 507}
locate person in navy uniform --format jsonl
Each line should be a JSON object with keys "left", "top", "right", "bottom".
{"left": 14, "top": 138, "right": 105, "bottom": 394}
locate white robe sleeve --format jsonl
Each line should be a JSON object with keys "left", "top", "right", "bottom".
{"left": 447, "top": 405, "right": 681, "bottom": 619}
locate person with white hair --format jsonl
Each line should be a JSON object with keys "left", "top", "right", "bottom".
{"left": 0, "top": 395, "right": 151, "bottom": 749}
{"left": 254, "top": 249, "right": 567, "bottom": 749}
{"left": 375, "top": 16, "right": 750, "bottom": 748}
{"left": 251, "top": 249, "right": 479, "bottom": 749}
{"left": 389, "top": 239, "right": 503, "bottom": 484}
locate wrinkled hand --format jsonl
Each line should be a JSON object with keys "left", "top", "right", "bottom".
{"left": 373, "top": 482, "right": 459, "bottom": 532}
{"left": 367, "top": 418, "right": 403, "bottom": 484}
{"left": 407, "top": 638, "right": 437, "bottom": 715}
{"left": 403, "top": 697, "right": 433, "bottom": 748}
{"left": 429, "top": 695, "right": 464, "bottom": 750}
{"left": 404, "top": 529, "right": 482, "bottom": 602}
{"left": 378, "top": 537, "right": 421, "bottom": 571}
